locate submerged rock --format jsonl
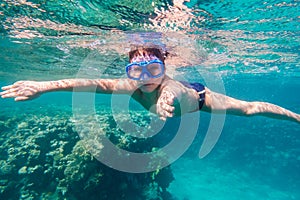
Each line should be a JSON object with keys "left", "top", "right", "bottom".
{"left": 18, "top": 166, "right": 27, "bottom": 174}
{"left": 0, "top": 106, "right": 175, "bottom": 200}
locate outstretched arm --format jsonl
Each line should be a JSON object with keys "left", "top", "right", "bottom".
{"left": 0, "top": 79, "right": 136, "bottom": 101}
{"left": 202, "top": 87, "right": 300, "bottom": 124}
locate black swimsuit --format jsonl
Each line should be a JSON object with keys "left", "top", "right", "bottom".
{"left": 180, "top": 81, "right": 206, "bottom": 110}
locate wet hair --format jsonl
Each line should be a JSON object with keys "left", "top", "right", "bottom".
{"left": 128, "top": 46, "right": 169, "bottom": 64}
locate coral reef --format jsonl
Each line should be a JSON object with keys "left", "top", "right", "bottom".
{"left": 0, "top": 105, "right": 174, "bottom": 200}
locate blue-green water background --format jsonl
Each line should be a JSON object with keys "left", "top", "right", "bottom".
{"left": 0, "top": 0, "right": 299, "bottom": 199}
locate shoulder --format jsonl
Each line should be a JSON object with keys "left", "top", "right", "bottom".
{"left": 160, "top": 76, "right": 184, "bottom": 89}
{"left": 158, "top": 76, "right": 195, "bottom": 100}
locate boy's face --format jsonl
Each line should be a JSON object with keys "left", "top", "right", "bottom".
{"left": 137, "top": 74, "right": 165, "bottom": 93}
{"left": 126, "top": 52, "right": 165, "bottom": 93}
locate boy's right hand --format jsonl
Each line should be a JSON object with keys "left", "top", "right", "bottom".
{"left": 156, "top": 90, "right": 176, "bottom": 121}
{"left": 0, "top": 81, "right": 42, "bottom": 101}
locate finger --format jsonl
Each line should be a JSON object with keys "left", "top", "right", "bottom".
{"left": 159, "top": 109, "right": 174, "bottom": 120}
{"left": 159, "top": 100, "right": 175, "bottom": 113}
{"left": 0, "top": 91, "right": 6, "bottom": 97}
{"left": 159, "top": 108, "right": 174, "bottom": 118}
{"left": 15, "top": 81, "right": 25, "bottom": 85}
{"left": 159, "top": 116, "right": 167, "bottom": 121}
{"left": 15, "top": 96, "right": 29, "bottom": 101}
{"left": 163, "top": 94, "right": 175, "bottom": 105}
{"left": 164, "top": 110, "right": 174, "bottom": 118}
{"left": 0, "top": 88, "right": 19, "bottom": 95}
{"left": 162, "top": 103, "right": 175, "bottom": 113}
{"left": 2, "top": 81, "right": 26, "bottom": 90}
{"left": 1, "top": 85, "right": 15, "bottom": 91}
{"left": 1, "top": 92, "right": 18, "bottom": 98}
{"left": 166, "top": 96, "right": 176, "bottom": 105}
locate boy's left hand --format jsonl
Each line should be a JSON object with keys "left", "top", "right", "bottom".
{"left": 156, "top": 90, "right": 175, "bottom": 121}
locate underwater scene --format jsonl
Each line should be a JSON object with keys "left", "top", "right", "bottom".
{"left": 0, "top": 0, "right": 299, "bottom": 199}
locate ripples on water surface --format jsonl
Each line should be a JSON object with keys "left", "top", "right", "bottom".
{"left": 0, "top": 0, "right": 299, "bottom": 200}
{"left": 1, "top": 0, "right": 299, "bottom": 80}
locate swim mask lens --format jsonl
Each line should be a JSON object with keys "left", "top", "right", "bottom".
{"left": 126, "top": 59, "right": 165, "bottom": 80}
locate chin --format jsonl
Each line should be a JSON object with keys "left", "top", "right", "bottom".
{"left": 140, "top": 83, "right": 158, "bottom": 92}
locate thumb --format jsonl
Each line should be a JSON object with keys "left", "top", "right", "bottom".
{"left": 159, "top": 116, "right": 167, "bottom": 121}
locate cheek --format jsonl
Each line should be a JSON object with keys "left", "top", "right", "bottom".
{"left": 153, "top": 75, "right": 165, "bottom": 84}
{"left": 138, "top": 75, "right": 164, "bottom": 85}
{"left": 151, "top": 78, "right": 163, "bottom": 85}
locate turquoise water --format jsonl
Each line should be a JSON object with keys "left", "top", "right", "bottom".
{"left": 0, "top": 0, "right": 299, "bottom": 199}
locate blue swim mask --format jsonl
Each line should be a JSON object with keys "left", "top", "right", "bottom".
{"left": 125, "top": 59, "right": 165, "bottom": 80}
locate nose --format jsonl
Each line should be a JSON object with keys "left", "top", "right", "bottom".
{"left": 140, "top": 73, "right": 150, "bottom": 81}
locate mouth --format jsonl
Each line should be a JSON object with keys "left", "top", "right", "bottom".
{"left": 143, "top": 83, "right": 155, "bottom": 86}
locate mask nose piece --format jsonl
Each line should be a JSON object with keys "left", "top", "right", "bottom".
{"left": 140, "top": 73, "right": 150, "bottom": 81}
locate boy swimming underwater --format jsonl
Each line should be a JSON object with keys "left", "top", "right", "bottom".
{"left": 1, "top": 46, "right": 300, "bottom": 123}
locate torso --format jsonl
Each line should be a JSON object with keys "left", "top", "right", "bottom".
{"left": 129, "top": 76, "right": 201, "bottom": 116}
{"left": 132, "top": 87, "right": 160, "bottom": 113}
